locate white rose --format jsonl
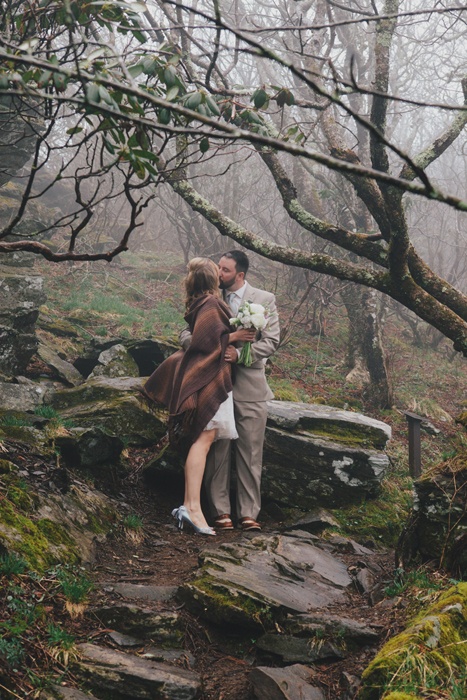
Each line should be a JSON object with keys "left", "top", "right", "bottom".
{"left": 250, "top": 313, "right": 267, "bottom": 330}
{"left": 248, "top": 303, "right": 265, "bottom": 315}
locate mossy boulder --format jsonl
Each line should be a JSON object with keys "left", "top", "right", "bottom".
{"left": 263, "top": 429, "right": 389, "bottom": 508}
{"left": 0, "top": 380, "right": 46, "bottom": 411}
{"left": 358, "top": 583, "right": 467, "bottom": 700}
{"left": 48, "top": 376, "right": 144, "bottom": 409}
{"left": 263, "top": 402, "right": 391, "bottom": 509}
{"left": 266, "top": 401, "right": 391, "bottom": 449}
{"left": 47, "top": 376, "right": 165, "bottom": 445}
{"left": 0, "top": 470, "right": 119, "bottom": 570}
{"left": 397, "top": 456, "right": 467, "bottom": 577}
{"left": 0, "top": 492, "right": 81, "bottom": 570}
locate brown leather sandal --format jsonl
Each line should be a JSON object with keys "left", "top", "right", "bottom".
{"left": 239, "top": 517, "right": 261, "bottom": 531}
{"left": 213, "top": 514, "right": 234, "bottom": 530}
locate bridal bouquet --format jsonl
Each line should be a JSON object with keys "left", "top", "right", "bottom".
{"left": 230, "top": 301, "right": 269, "bottom": 366}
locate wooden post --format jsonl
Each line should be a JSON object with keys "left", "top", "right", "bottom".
{"left": 404, "top": 411, "right": 424, "bottom": 478}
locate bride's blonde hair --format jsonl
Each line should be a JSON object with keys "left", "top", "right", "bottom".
{"left": 184, "top": 257, "right": 219, "bottom": 308}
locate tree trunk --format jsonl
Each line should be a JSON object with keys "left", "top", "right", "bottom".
{"left": 341, "top": 284, "right": 393, "bottom": 409}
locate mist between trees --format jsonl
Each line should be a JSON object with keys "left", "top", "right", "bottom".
{"left": 1, "top": 0, "right": 467, "bottom": 388}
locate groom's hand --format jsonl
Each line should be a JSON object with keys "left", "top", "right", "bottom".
{"left": 225, "top": 344, "right": 238, "bottom": 363}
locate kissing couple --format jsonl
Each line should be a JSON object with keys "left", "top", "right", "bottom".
{"left": 143, "top": 251, "right": 280, "bottom": 535}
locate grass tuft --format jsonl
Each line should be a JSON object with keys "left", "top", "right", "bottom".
{"left": 0, "top": 552, "right": 28, "bottom": 576}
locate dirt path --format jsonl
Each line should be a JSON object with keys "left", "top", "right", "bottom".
{"left": 87, "top": 469, "right": 404, "bottom": 700}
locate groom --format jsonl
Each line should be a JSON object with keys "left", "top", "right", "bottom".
{"left": 202, "top": 250, "right": 280, "bottom": 531}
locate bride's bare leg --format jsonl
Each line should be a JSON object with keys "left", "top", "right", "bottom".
{"left": 183, "top": 429, "right": 216, "bottom": 529}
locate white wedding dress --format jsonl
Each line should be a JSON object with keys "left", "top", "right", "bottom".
{"left": 204, "top": 391, "right": 238, "bottom": 441}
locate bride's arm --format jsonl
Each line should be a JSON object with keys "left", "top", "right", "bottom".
{"left": 179, "top": 326, "right": 191, "bottom": 350}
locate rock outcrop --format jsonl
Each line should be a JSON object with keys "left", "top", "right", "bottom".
{"left": 179, "top": 531, "right": 373, "bottom": 632}
{"left": 44, "top": 375, "right": 392, "bottom": 509}
{"left": 263, "top": 401, "right": 391, "bottom": 508}
{"left": 397, "top": 456, "right": 467, "bottom": 578}
{"left": 0, "top": 264, "right": 46, "bottom": 377}
{"left": 47, "top": 376, "right": 166, "bottom": 446}
{"left": 359, "top": 583, "right": 467, "bottom": 700}
{"left": 0, "top": 456, "right": 118, "bottom": 569}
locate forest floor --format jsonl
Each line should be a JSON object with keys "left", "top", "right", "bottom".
{"left": 0, "top": 436, "right": 456, "bottom": 700}
{"left": 89, "top": 461, "right": 402, "bottom": 700}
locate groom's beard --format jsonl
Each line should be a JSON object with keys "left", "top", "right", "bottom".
{"left": 219, "top": 280, "right": 235, "bottom": 291}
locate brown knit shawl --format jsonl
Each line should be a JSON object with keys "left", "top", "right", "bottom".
{"left": 143, "top": 294, "right": 233, "bottom": 444}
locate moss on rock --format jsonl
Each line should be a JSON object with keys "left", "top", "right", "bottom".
{"left": 0, "top": 497, "right": 80, "bottom": 570}
{"left": 36, "top": 518, "right": 77, "bottom": 549}
{"left": 37, "top": 314, "right": 80, "bottom": 338}
{"left": 358, "top": 583, "right": 467, "bottom": 700}
{"left": 179, "top": 575, "right": 276, "bottom": 631}
{"left": 4, "top": 479, "right": 38, "bottom": 511}
{"left": 299, "top": 418, "right": 386, "bottom": 449}
{"left": 0, "top": 424, "right": 49, "bottom": 453}
{"left": 0, "top": 460, "right": 117, "bottom": 571}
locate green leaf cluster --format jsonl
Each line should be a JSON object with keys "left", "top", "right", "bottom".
{"left": 250, "top": 85, "right": 296, "bottom": 110}
{"left": 275, "top": 87, "right": 295, "bottom": 107}
{"left": 179, "top": 90, "right": 221, "bottom": 118}
{"left": 252, "top": 88, "right": 269, "bottom": 110}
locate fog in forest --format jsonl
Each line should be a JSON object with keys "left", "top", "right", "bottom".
{"left": 1, "top": 0, "right": 467, "bottom": 367}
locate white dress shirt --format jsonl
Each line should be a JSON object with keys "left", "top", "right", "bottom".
{"left": 226, "top": 282, "right": 247, "bottom": 315}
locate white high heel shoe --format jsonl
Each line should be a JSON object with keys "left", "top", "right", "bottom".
{"left": 171, "top": 506, "right": 216, "bottom": 536}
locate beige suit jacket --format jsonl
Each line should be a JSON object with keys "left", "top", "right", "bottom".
{"left": 179, "top": 282, "right": 280, "bottom": 402}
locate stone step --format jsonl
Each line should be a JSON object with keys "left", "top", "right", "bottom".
{"left": 106, "top": 631, "right": 196, "bottom": 667}
{"left": 180, "top": 533, "right": 353, "bottom": 630}
{"left": 102, "top": 582, "right": 177, "bottom": 602}
{"left": 250, "top": 664, "right": 325, "bottom": 700}
{"left": 257, "top": 612, "right": 381, "bottom": 663}
{"left": 73, "top": 643, "right": 201, "bottom": 700}
{"left": 91, "top": 604, "right": 183, "bottom": 645}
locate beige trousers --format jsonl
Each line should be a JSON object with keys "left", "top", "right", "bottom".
{"left": 204, "top": 399, "right": 268, "bottom": 521}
